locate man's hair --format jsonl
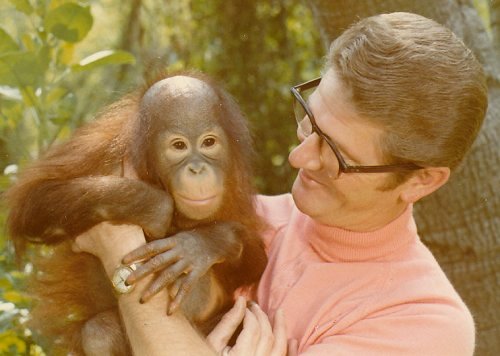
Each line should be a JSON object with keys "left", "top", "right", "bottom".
{"left": 326, "top": 12, "right": 488, "bottom": 171}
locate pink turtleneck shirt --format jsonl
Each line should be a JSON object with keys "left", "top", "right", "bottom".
{"left": 255, "top": 194, "right": 474, "bottom": 355}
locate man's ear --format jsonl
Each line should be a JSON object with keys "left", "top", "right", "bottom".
{"left": 400, "top": 167, "right": 450, "bottom": 203}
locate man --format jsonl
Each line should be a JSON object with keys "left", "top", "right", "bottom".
{"left": 74, "top": 12, "right": 487, "bottom": 355}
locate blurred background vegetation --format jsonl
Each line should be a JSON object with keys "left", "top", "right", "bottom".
{"left": 0, "top": 0, "right": 496, "bottom": 354}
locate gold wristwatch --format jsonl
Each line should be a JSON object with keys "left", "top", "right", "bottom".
{"left": 111, "top": 263, "right": 140, "bottom": 295}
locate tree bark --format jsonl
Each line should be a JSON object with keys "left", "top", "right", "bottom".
{"left": 491, "top": 0, "right": 500, "bottom": 57}
{"left": 115, "top": 0, "right": 143, "bottom": 86}
{"left": 307, "top": 0, "right": 500, "bottom": 354}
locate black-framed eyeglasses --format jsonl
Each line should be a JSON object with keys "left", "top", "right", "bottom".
{"left": 290, "top": 77, "right": 423, "bottom": 178}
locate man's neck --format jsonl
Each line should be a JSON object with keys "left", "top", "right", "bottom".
{"left": 320, "top": 202, "right": 409, "bottom": 232}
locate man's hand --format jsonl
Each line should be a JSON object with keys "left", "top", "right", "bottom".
{"left": 207, "top": 297, "right": 289, "bottom": 356}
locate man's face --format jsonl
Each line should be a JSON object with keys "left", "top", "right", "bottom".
{"left": 288, "top": 69, "right": 408, "bottom": 231}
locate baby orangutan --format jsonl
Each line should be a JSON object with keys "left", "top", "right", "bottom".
{"left": 7, "top": 72, "right": 267, "bottom": 355}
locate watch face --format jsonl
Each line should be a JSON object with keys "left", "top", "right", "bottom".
{"left": 112, "top": 265, "right": 134, "bottom": 294}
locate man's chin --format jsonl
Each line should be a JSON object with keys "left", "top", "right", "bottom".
{"left": 291, "top": 179, "right": 303, "bottom": 202}
{"left": 292, "top": 178, "right": 339, "bottom": 223}
{"left": 291, "top": 175, "right": 315, "bottom": 200}
{"left": 292, "top": 182, "right": 316, "bottom": 216}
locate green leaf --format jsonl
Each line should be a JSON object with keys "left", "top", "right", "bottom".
{"left": 0, "top": 29, "right": 18, "bottom": 54}
{"left": 0, "top": 51, "right": 44, "bottom": 87}
{"left": 44, "top": 3, "right": 93, "bottom": 43}
{"left": 8, "top": 0, "right": 33, "bottom": 15}
{"left": 72, "top": 50, "right": 136, "bottom": 71}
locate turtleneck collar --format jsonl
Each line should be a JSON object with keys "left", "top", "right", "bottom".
{"left": 301, "top": 205, "right": 417, "bottom": 262}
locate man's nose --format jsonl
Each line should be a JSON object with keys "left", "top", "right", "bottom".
{"left": 288, "top": 133, "right": 323, "bottom": 171}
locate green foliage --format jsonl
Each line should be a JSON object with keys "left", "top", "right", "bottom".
{"left": 0, "top": 0, "right": 136, "bottom": 165}
{"left": 44, "top": 3, "right": 93, "bottom": 43}
{"left": 0, "top": 0, "right": 321, "bottom": 352}
{"left": 0, "top": 0, "right": 135, "bottom": 352}
{"left": 8, "top": 0, "right": 33, "bottom": 15}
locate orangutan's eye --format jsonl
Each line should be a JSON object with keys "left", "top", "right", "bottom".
{"left": 202, "top": 137, "right": 216, "bottom": 147}
{"left": 172, "top": 141, "right": 187, "bottom": 150}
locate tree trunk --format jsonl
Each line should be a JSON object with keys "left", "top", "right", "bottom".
{"left": 307, "top": 0, "right": 500, "bottom": 354}
{"left": 491, "top": 0, "right": 500, "bottom": 57}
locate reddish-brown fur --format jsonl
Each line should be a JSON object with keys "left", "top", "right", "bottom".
{"left": 6, "top": 72, "right": 266, "bottom": 355}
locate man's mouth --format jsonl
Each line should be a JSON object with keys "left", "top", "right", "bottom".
{"left": 299, "top": 170, "right": 324, "bottom": 186}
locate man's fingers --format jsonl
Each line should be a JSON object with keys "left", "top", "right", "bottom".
{"left": 230, "top": 308, "right": 260, "bottom": 354}
{"left": 250, "top": 303, "right": 274, "bottom": 356}
{"left": 211, "top": 303, "right": 289, "bottom": 356}
{"left": 272, "top": 309, "right": 287, "bottom": 356}
{"left": 206, "top": 297, "right": 247, "bottom": 352}
{"left": 122, "top": 238, "right": 176, "bottom": 264}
